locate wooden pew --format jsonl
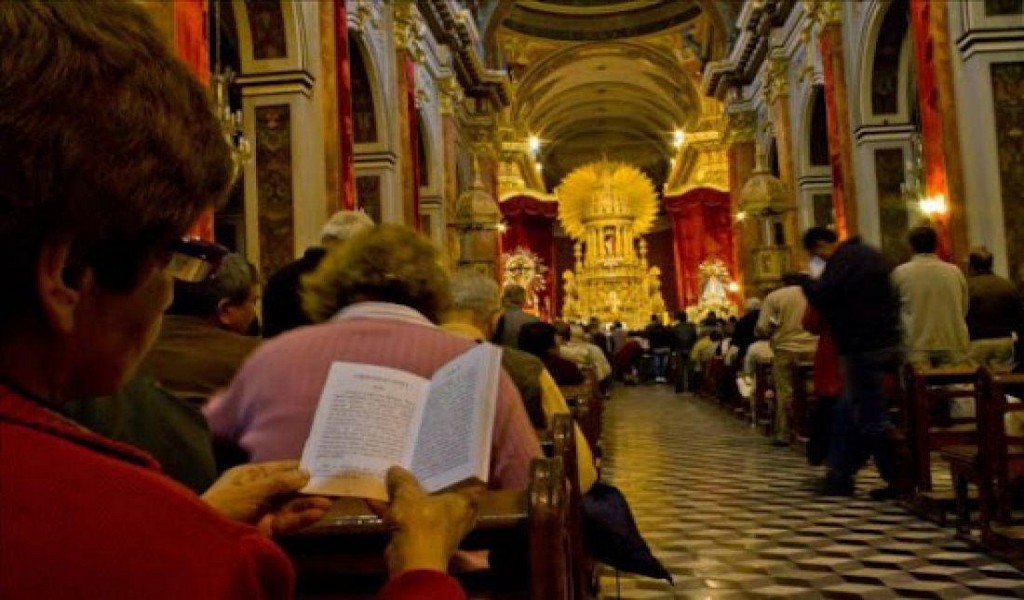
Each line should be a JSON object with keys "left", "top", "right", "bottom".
{"left": 279, "top": 457, "right": 572, "bottom": 599}
{"left": 948, "top": 371, "right": 1024, "bottom": 555}
{"left": 753, "top": 361, "right": 776, "bottom": 437}
{"left": 560, "top": 367, "right": 603, "bottom": 453}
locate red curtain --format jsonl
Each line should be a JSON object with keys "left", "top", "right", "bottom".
{"left": 175, "top": 0, "right": 214, "bottom": 241}
{"left": 664, "top": 187, "right": 734, "bottom": 310}
{"left": 334, "top": 0, "right": 356, "bottom": 210}
{"left": 643, "top": 228, "right": 679, "bottom": 315}
{"left": 500, "top": 195, "right": 559, "bottom": 319}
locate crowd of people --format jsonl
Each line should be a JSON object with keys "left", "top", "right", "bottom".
{"left": 685, "top": 225, "right": 1024, "bottom": 501}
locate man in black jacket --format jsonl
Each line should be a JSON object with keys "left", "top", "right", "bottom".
{"left": 801, "top": 227, "right": 906, "bottom": 499}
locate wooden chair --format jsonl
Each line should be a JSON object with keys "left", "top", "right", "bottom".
{"left": 279, "top": 457, "right": 572, "bottom": 599}
{"left": 561, "top": 368, "right": 603, "bottom": 453}
{"left": 789, "top": 360, "right": 816, "bottom": 444}
{"left": 961, "top": 371, "right": 1024, "bottom": 554}
{"left": 753, "top": 361, "right": 776, "bottom": 437}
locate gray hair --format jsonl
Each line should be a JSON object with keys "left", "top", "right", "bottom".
{"left": 450, "top": 270, "right": 501, "bottom": 316}
{"left": 169, "top": 252, "right": 256, "bottom": 317}
{"left": 502, "top": 284, "right": 528, "bottom": 307}
{"left": 321, "top": 210, "right": 374, "bottom": 244}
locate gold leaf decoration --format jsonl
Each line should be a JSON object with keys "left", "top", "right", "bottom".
{"left": 556, "top": 160, "right": 659, "bottom": 239}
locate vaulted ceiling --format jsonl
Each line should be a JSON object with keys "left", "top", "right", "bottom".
{"left": 493, "top": 0, "right": 742, "bottom": 191}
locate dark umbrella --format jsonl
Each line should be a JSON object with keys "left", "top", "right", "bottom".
{"left": 581, "top": 482, "right": 673, "bottom": 584}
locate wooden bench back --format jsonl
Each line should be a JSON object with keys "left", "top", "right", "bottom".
{"left": 753, "top": 361, "right": 775, "bottom": 436}
{"left": 976, "top": 370, "right": 1024, "bottom": 524}
{"left": 903, "top": 365, "right": 979, "bottom": 492}
{"left": 790, "top": 361, "right": 816, "bottom": 441}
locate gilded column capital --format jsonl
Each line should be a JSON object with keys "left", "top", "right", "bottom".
{"left": 764, "top": 52, "right": 790, "bottom": 106}
{"left": 438, "top": 75, "right": 460, "bottom": 116}
{"left": 723, "top": 110, "right": 757, "bottom": 145}
{"left": 803, "top": 0, "right": 842, "bottom": 27}
{"left": 392, "top": 0, "right": 425, "bottom": 62}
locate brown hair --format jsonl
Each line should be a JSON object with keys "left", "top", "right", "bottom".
{"left": 303, "top": 224, "right": 452, "bottom": 323}
{"left": 0, "top": 2, "right": 234, "bottom": 330}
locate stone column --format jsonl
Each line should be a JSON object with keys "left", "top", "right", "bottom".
{"left": 910, "top": 0, "right": 969, "bottom": 262}
{"left": 393, "top": 0, "right": 420, "bottom": 227}
{"left": 725, "top": 110, "right": 759, "bottom": 299}
{"left": 765, "top": 52, "right": 801, "bottom": 269}
{"left": 440, "top": 76, "right": 461, "bottom": 269}
{"left": 816, "top": 3, "right": 858, "bottom": 237}
{"left": 331, "top": 0, "right": 356, "bottom": 210}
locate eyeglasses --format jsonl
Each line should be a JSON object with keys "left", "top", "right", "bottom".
{"left": 165, "top": 239, "right": 229, "bottom": 283}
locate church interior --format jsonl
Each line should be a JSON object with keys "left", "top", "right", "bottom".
{"left": 6, "top": 0, "right": 1024, "bottom": 598}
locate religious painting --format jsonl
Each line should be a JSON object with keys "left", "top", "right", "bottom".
{"left": 874, "top": 147, "right": 911, "bottom": 265}
{"left": 812, "top": 193, "right": 835, "bottom": 229}
{"left": 350, "top": 38, "right": 378, "bottom": 143}
{"left": 356, "top": 176, "right": 381, "bottom": 225}
{"left": 986, "top": 0, "right": 1024, "bottom": 16}
{"left": 871, "top": 0, "right": 909, "bottom": 116}
{"left": 254, "top": 104, "right": 294, "bottom": 278}
{"left": 244, "top": 0, "right": 287, "bottom": 60}
{"left": 991, "top": 62, "right": 1024, "bottom": 282}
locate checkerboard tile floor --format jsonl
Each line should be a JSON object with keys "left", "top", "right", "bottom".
{"left": 596, "top": 385, "right": 1024, "bottom": 599}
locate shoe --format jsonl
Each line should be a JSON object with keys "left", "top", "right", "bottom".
{"left": 821, "top": 480, "right": 855, "bottom": 497}
{"left": 869, "top": 486, "right": 906, "bottom": 502}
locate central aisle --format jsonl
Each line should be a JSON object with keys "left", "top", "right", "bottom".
{"left": 598, "top": 386, "right": 1024, "bottom": 599}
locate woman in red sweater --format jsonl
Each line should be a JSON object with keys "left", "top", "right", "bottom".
{"left": 0, "top": 3, "right": 473, "bottom": 598}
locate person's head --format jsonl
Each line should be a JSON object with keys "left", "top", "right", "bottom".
{"left": 802, "top": 227, "right": 839, "bottom": 260}
{"left": 614, "top": 320, "right": 623, "bottom": 329}
{"left": 908, "top": 226, "right": 939, "bottom": 255}
{"left": 744, "top": 297, "right": 761, "bottom": 313}
{"left": 501, "top": 284, "right": 528, "bottom": 308}
{"left": 0, "top": 3, "right": 235, "bottom": 399}
{"left": 650, "top": 314, "right": 659, "bottom": 323}
{"left": 445, "top": 270, "right": 502, "bottom": 338}
{"left": 303, "top": 224, "right": 451, "bottom": 324}
{"left": 781, "top": 272, "right": 804, "bottom": 287}
{"left": 675, "top": 311, "right": 688, "bottom": 323}
{"left": 707, "top": 311, "right": 718, "bottom": 320}
{"left": 968, "top": 247, "right": 995, "bottom": 276}
{"left": 518, "top": 321, "right": 558, "bottom": 358}
{"left": 710, "top": 330, "right": 724, "bottom": 342}
{"left": 320, "top": 210, "right": 374, "bottom": 249}
{"left": 553, "top": 321, "right": 572, "bottom": 344}
{"left": 169, "top": 252, "right": 259, "bottom": 334}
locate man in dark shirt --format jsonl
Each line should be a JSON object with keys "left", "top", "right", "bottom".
{"left": 672, "top": 311, "right": 698, "bottom": 392}
{"left": 967, "top": 247, "right": 1022, "bottom": 372}
{"left": 802, "top": 227, "right": 906, "bottom": 500}
{"left": 261, "top": 210, "right": 374, "bottom": 337}
{"left": 646, "top": 315, "right": 675, "bottom": 383}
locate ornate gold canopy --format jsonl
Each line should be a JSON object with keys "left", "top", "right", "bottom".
{"left": 556, "top": 160, "right": 659, "bottom": 239}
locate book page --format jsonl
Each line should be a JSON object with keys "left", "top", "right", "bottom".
{"left": 411, "top": 343, "right": 502, "bottom": 493}
{"left": 300, "top": 362, "right": 430, "bottom": 500}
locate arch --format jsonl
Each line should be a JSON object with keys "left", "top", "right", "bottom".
{"left": 415, "top": 109, "right": 428, "bottom": 188}
{"left": 807, "top": 85, "right": 831, "bottom": 169}
{"left": 858, "top": 0, "right": 915, "bottom": 126}
{"left": 349, "top": 34, "right": 380, "bottom": 144}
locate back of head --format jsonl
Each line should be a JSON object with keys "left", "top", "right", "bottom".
{"left": 502, "top": 284, "right": 528, "bottom": 307}
{"left": 518, "top": 321, "right": 557, "bottom": 357}
{"left": 908, "top": 226, "right": 939, "bottom": 254}
{"left": 802, "top": 226, "right": 839, "bottom": 252}
{"left": 303, "top": 224, "right": 451, "bottom": 324}
{"left": 969, "top": 246, "right": 995, "bottom": 275}
{"left": 169, "top": 253, "right": 255, "bottom": 319}
{"left": 781, "top": 272, "right": 804, "bottom": 287}
{"left": 744, "top": 297, "right": 762, "bottom": 312}
{"left": 321, "top": 210, "right": 374, "bottom": 247}
{"left": 675, "top": 311, "right": 688, "bottom": 323}
{"left": 448, "top": 270, "right": 500, "bottom": 317}
{"left": 553, "top": 321, "right": 571, "bottom": 342}
{"left": 0, "top": 2, "right": 234, "bottom": 334}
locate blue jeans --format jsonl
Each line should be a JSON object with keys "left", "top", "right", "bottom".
{"left": 828, "top": 347, "right": 901, "bottom": 486}
{"left": 652, "top": 349, "right": 670, "bottom": 379}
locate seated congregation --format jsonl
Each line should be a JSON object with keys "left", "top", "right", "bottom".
{"left": 0, "top": 4, "right": 619, "bottom": 599}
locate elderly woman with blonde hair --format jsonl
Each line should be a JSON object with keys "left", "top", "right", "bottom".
{"left": 205, "top": 224, "right": 541, "bottom": 488}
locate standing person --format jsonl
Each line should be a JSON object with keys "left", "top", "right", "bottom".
{"left": 731, "top": 298, "right": 762, "bottom": 368}
{"left": 261, "top": 210, "right": 374, "bottom": 338}
{"left": 672, "top": 311, "right": 698, "bottom": 392}
{"left": 801, "top": 227, "right": 906, "bottom": 500}
{"left": 494, "top": 284, "right": 539, "bottom": 349}
{"left": 756, "top": 274, "right": 818, "bottom": 446}
{"left": 610, "top": 321, "right": 628, "bottom": 356}
{"left": 966, "top": 247, "right": 1022, "bottom": 372}
{"left": 645, "top": 315, "right": 674, "bottom": 383}
{"left": 891, "top": 226, "right": 970, "bottom": 368}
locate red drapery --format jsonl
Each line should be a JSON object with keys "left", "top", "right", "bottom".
{"left": 644, "top": 228, "right": 679, "bottom": 315}
{"left": 175, "top": 0, "right": 214, "bottom": 241}
{"left": 910, "top": 0, "right": 952, "bottom": 259}
{"left": 664, "top": 188, "right": 735, "bottom": 310}
{"left": 334, "top": 0, "right": 356, "bottom": 210}
{"left": 500, "top": 195, "right": 559, "bottom": 320}
{"left": 819, "top": 26, "right": 849, "bottom": 238}
{"left": 405, "top": 58, "right": 420, "bottom": 229}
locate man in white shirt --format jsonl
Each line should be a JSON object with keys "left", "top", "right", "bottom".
{"left": 757, "top": 273, "right": 819, "bottom": 446}
{"left": 890, "top": 226, "right": 970, "bottom": 368}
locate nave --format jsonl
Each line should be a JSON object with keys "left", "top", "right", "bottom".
{"left": 599, "top": 387, "right": 1024, "bottom": 599}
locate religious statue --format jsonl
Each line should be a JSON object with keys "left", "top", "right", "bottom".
{"left": 556, "top": 160, "right": 666, "bottom": 328}
{"left": 501, "top": 247, "right": 547, "bottom": 315}
{"left": 562, "top": 270, "right": 580, "bottom": 321}
{"left": 696, "top": 259, "right": 737, "bottom": 319}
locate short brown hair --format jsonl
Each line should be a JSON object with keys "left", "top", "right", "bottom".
{"left": 303, "top": 225, "right": 452, "bottom": 323}
{"left": 0, "top": 2, "right": 234, "bottom": 329}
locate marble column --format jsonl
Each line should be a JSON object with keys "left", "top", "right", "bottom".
{"left": 910, "top": 0, "right": 969, "bottom": 262}
{"left": 440, "top": 80, "right": 460, "bottom": 269}
{"left": 332, "top": 0, "right": 356, "bottom": 210}
{"left": 818, "top": 17, "right": 858, "bottom": 237}
{"left": 393, "top": 2, "right": 420, "bottom": 228}
{"left": 766, "top": 53, "right": 801, "bottom": 270}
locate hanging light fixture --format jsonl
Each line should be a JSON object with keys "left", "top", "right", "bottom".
{"left": 211, "top": 0, "right": 252, "bottom": 166}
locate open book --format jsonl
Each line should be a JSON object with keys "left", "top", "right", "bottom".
{"left": 299, "top": 343, "right": 502, "bottom": 500}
